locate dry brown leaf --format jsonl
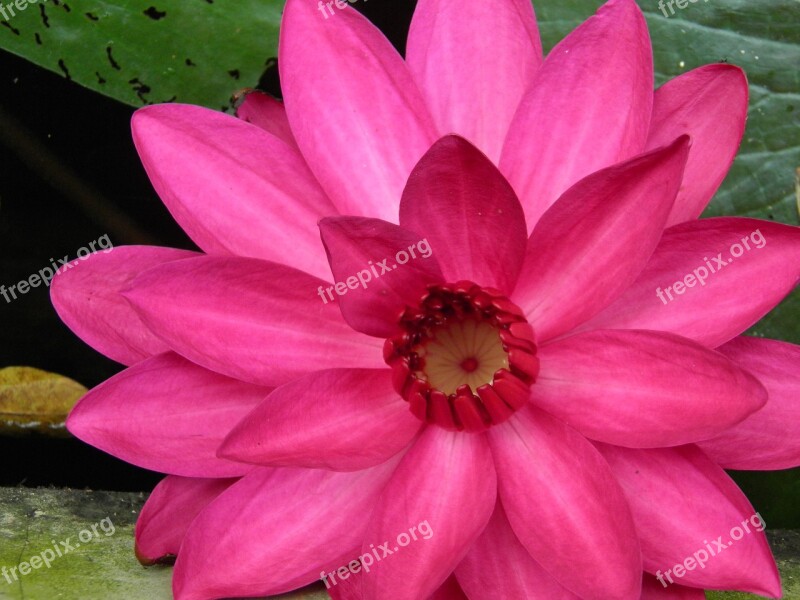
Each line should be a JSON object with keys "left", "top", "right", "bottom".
{"left": 0, "top": 366, "right": 87, "bottom": 436}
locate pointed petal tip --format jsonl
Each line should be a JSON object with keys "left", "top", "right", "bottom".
{"left": 414, "top": 134, "right": 504, "bottom": 169}
{"left": 699, "top": 337, "right": 800, "bottom": 470}
{"left": 406, "top": 0, "right": 542, "bottom": 161}
{"left": 134, "top": 541, "right": 175, "bottom": 567}
{"left": 698, "top": 61, "right": 748, "bottom": 80}
{"left": 317, "top": 215, "right": 344, "bottom": 231}
{"left": 500, "top": 0, "right": 652, "bottom": 231}
{"left": 215, "top": 428, "right": 250, "bottom": 464}
{"left": 593, "top": 0, "right": 647, "bottom": 27}
{"left": 581, "top": 217, "right": 800, "bottom": 346}
{"left": 603, "top": 0, "right": 643, "bottom": 12}
{"left": 400, "top": 133, "right": 527, "bottom": 292}
{"left": 233, "top": 90, "right": 298, "bottom": 148}
{"left": 430, "top": 134, "right": 483, "bottom": 151}
{"left": 656, "top": 133, "right": 692, "bottom": 160}
{"left": 733, "top": 556, "right": 782, "bottom": 599}
{"left": 64, "top": 401, "right": 88, "bottom": 440}
{"left": 281, "top": 0, "right": 436, "bottom": 221}
{"left": 763, "top": 571, "right": 783, "bottom": 599}
{"left": 50, "top": 246, "right": 198, "bottom": 366}
{"left": 515, "top": 136, "right": 691, "bottom": 340}
{"left": 64, "top": 392, "right": 101, "bottom": 446}
{"left": 134, "top": 542, "right": 157, "bottom": 567}
{"left": 647, "top": 63, "right": 749, "bottom": 226}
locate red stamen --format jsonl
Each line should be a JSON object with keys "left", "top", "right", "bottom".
{"left": 385, "top": 281, "right": 539, "bottom": 433}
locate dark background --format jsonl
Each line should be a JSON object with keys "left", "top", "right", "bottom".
{"left": 0, "top": 0, "right": 797, "bottom": 530}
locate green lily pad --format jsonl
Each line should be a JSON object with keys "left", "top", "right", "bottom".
{"left": 0, "top": 0, "right": 282, "bottom": 111}
{"left": 536, "top": 0, "right": 800, "bottom": 344}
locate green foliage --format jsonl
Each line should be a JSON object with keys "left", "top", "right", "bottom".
{"left": 0, "top": 0, "right": 282, "bottom": 111}
{"left": 536, "top": 0, "right": 800, "bottom": 344}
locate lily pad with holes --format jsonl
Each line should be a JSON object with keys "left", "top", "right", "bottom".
{"left": 0, "top": 0, "right": 282, "bottom": 111}
{"left": 536, "top": 0, "right": 800, "bottom": 345}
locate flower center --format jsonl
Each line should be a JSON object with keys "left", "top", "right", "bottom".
{"left": 384, "top": 281, "right": 538, "bottom": 432}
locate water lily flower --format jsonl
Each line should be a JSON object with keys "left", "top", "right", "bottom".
{"left": 53, "top": 0, "right": 800, "bottom": 599}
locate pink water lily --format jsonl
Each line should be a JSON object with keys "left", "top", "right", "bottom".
{"left": 52, "top": 0, "right": 800, "bottom": 599}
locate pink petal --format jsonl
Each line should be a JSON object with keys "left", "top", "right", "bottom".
{"left": 132, "top": 104, "right": 336, "bottom": 280}
{"left": 220, "top": 368, "right": 420, "bottom": 471}
{"left": 361, "top": 427, "right": 496, "bottom": 600}
{"left": 66, "top": 352, "right": 266, "bottom": 477}
{"left": 135, "top": 476, "right": 237, "bottom": 565}
{"left": 399, "top": 136, "right": 528, "bottom": 294}
{"left": 597, "top": 444, "right": 781, "bottom": 597}
{"left": 319, "top": 216, "right": 444, "bottom": 337}
{"left": 512, "top": 137, "right": 690, "bottom": 342}
{"left": 455, "top": 503, "right": 581, "bottom": 599}
{"left": 500, "top": 0, "right": 653, "bottom": 231}
{"left": 123, "top": 256, "right": 385, "bottom": 387}
{"left": 326, "top": 571, "right": 363, "bottom": 600}
{"left": 698, "top": 336, "right": 800, "bottom": 470}
{"left": 647, "top": 65, "right": 748, "bottom": 226}
{"left": 50, "top": 245, "right": 198, "bottom": 365}
{"left": 235, "top": 90, "right": 297, "bottom": 148}
{"left": 328, "top": 572, "right": 467, "bottom": 600}
{"left": 640, "top": 574, "right": 705, "bottom": 599}
{"left": 579, "top": 218, "right": 800, "bottom": 347}
{"left": 534, "top": 329, "right": 767, "bottom": 447}
{"left": 280, "top": 0, "right": 437, "bottom": 222}
{"left": 406, "top": 0, "right": 542, "bottom": 161}
{"left": 488, "top": 405, "right": 642, "bottom": 600}
{"left": 173, "top": 462, "right": 400, "bottom": 600}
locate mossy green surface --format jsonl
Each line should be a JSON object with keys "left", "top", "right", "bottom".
{"left": 0, "top": 487, "right": 172, "bottom": 599}
{"left": 0, "top": 487, "right": 327, "bottom": 600}
{"left": 0, "top": 487, "right": 797, "bottom": 599}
